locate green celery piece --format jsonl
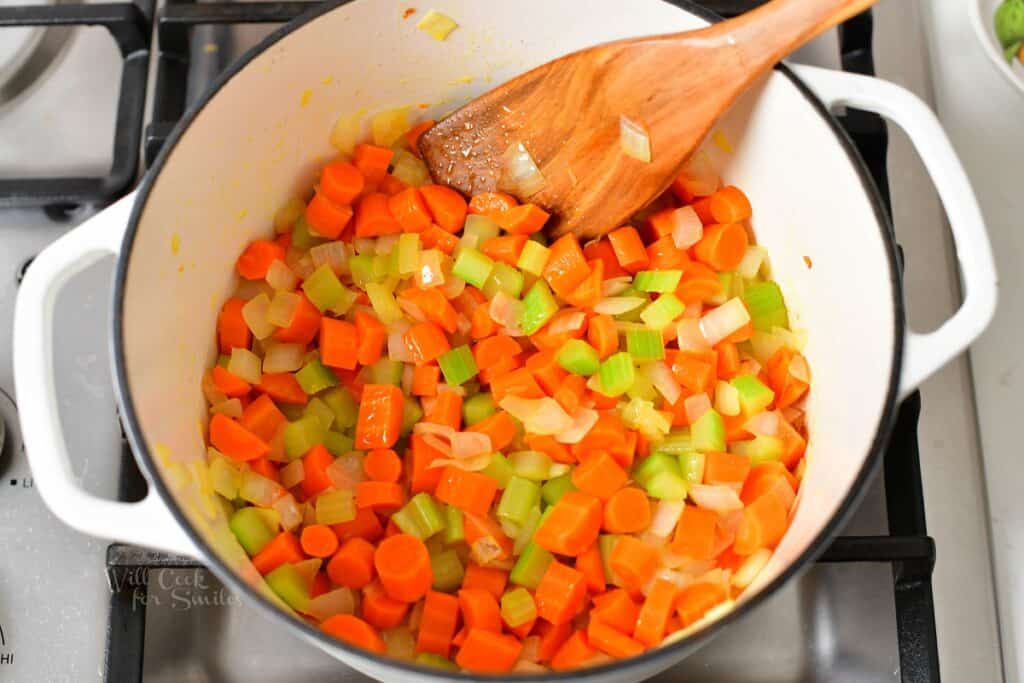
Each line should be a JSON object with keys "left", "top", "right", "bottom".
{"left": 598, "top": 535, "right": 620, "bottom": 582}
{"left": 292, "top": 215, "right": 325, "bottom": 250}
{"left": 633, "top": 452, "right": 682, "bottom": 488}
{"left": 707, "top": 271, "right": 734, "bottom": 306}
{"left": 324, "top": 431, "right": 355, "bottom": 457}
{"left": 541, "top": 474, "right": 576, "bottom": 506}
{"left": 519, "top": 280, "right": 558, "bottom": 335}
{"left": 438, "top": 345, "right": 478, "bottom": 386}
{"left": 646, "top": 471, "right": 688, "bottom": 501}
{"left": 1005, "top": 40, "right": 1023, "bottom": 62}
{"left": 332, "top": 287, "right": 358, "bottom": 316}
{"left": 396, "top": 233, "right": 421, "bottom": 276}
{"left": 265, "top": 563, "right": 311, "bottom": 612}
{"left": 731, "top": 375, "right": 775, "bottom": 415}
{"left": 303, "top": 396, "right": 335, "bottom": 431}
{"left": 364, "top": 282, "right": 403, "bottom": 324}
{"left": 482, "top": 262, "right": 525, "bottom": 300}
{"left": 462, "top": 393, "right": 496, "bottom": 426}
{"left": 692, "top": 409, "right": 726, "bottom": 452}
{"left": 316, "top": 489, "right": 356, "bottom": 525}
{"left": 598, "top": 352, "right": 636, "bottom": 397}
{"left": 229, "top": 507, "right": 277, "bottom": 555}
{"left": 461, "top": 214, "right": 501, "bottom": 249}
{"left": 321, "top": 387, "right": 358, "bottom": 429}
{"left": 655, "top": 430, "right": 695, "bottom": 455}
{"left": 430, "top": 548, "right": 465, "bottom": 592}
{"left": 640, "top": 293, "right": 685, "bottom": 329}
{"left": 415, "top": 653, "right": 459, "bottom": 671}
{"left": 995, "top": 0, "right": 1024, "bottom": 47}
{"left": 513, "top": 506, "right": 543, "bottom": 556}
{"left": 370, "top": 358, "right": 403, "bottom": 386}
{"left": 517, "top": 240, "right": 550, "bottom": 277}
{"left": 443, "top": 504, "right": 465, "bottom": 544}
{"left": 496, "top": 477, "right": 541, "bottom": 527}
{"left": 279, "top": 403, "right": 305, "bottom": 421}
{"left": 679, "top": 451, "right": 706, "bottom": 486}
{"left": 294, "top": 359, "right": 338, "bottom": 395}
{"left": 500, "top": 587, "right": 538, "bottom": 627}
{"left": 392, "top": 492, "right": 445, "bottom": 539}
{"left": 482, "top": 452, "right": 516, "bottom": 489}
{"left": 401, "top": 397, "right": 423, "bottom": 436}
{"left": 509, "top": 450, "right": 551, "bottom": 482}
{"left": 452, "top": 247, "right": 494, "bottom": 288}
{"left": 284, "top": 415, "right": 326, "bottom": 459}
{"left": 626, "top": 328, "right": 665, "bottom": 361}
{"left": 510, "top": 542, "right": 554, "bottom": 589}
{"left": 557, "top": 339, "right": 601, "bottom": 376}
{"left": 373, "top": 252, "right": 394, "bottom": 280}
{"left": 626, "top": 368, "right": 658, "bottom": 402}
{"left": 634, "top": 270, "right": 683, "bottom": 293}
{"left": 743, "top": 281, "right": 789, "bottom": 331}
{"left": 348, "top": 254, "right": 376, "bottom": 287}
{"left": 301, "top": 264, "right": 345, "bottom": 312}
{"left": 731, "top": 435, "right": 784, "bottom": 464}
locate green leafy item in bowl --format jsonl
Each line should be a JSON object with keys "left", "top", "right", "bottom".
{"left": 995, "top": 0, "right": 1024, "bottom": 62}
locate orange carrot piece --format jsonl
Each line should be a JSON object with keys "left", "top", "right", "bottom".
{"left": 590, "top": 588, "right": 640, "bottom": 634}
{"left": 354, "top": 192, "right": 401, "bottom": 237}
{"left": 374, "top": 533, "right": 432, "bottom": 603}
{"left": 462, "top": 563, "right": 508, "bottom": 600}
{"left": 459, "top": 588, "right": 503, "bottom": 633}
{"left": 543, "top": 234, "right": 590, "bottom": 299}
{"left": 674, "top": 262, "right": 723, "bottom": 304}
{"left": 693, "top": 223, "right": 749, "bottom": 272}
{"left": 363, "top": 448, "right": 402, "bottom": 483}
{"left": 464, "top": 513, "right": 513, "bottom": 561}
{"left": 419, "top": 184, "right": 467, "bottom": 233}
{"left": 490, "top": 367, "right": 545, "bottom": 402}
{"left": 361, "top": 579, "right": 409, "bottom": 630}
{"left": 523, "top": 433, "right": 574, "bottom": 465}
{"left": 563, "top": 258, "right": 605, "bottom": 309}
{"left": 535, "top": 560, "right": 587, "bottom": 625}
{"left": 218, "top": 298, "right": 251, "bottom": 353}
{"left": 716, "top": 341, "right": 740, "bottom": 380}
{"left": 553, "top": 374, "right": 586, "bottom": 415}
{"left": 388, "top": 187, "right": 432, "bottom": 233}
{"left": 609, "top": 536, "right": 659, "bottom": 590}
{"left": 411, "top": 364, "right": 440, "bottom": 397}
{"left": 473, "top": 334, "right": 522, "bottom": 371}
{"left": 236, "top": 239, "right": 286, "bottom": 280}
{"left": 301, "top": 444, "right": 336, "bottom": 497}
{"left": 587, "top": 619, "right": 645, "bottom": 658}
{"left": 332, "top": 508, "right": 384, "bottom": 543}
{"left": 468, "top": 191, "right": 518, "bottom": 217}
{"left": 306, "top": 191, "right": 354, "bottom": 239}
{"left": 424, "top": 390, "right": 462, "bottom": 431}
{"left": 404, "top": 287, "right": 459, "bottom": 333}
{"left": 704, "top": 450, "right": 751, "bottom": 486}
{"left": 734, "top": 492, "right": 788, "bottom": 555}
{"left": 416, "top": 590, "right": 460, "bottom": 656}
{"left": 209, "top": 413, "right": 269, "bottom": 462}
{"left": 776, "top": 415, "right": 807, "bottom": 468}
{"left": 494, "top": 203, "right": 550, "bottom": 235}
{"left": 470, "top": 305, "right": 497, "bottom": 339}
{"left": 687, "top": 196, "right": 716, "bottom": 224}
{"left": 352, "top": 310, "right": 386, "bottom": 366}
{"left": 480, "top": 234, "right": 529, "bottom": 265}
{"left": 421, "top": 225, "right": 459, "bottom": 254}
{"left": 582, "top": 239, "right": 628, "bottom": 278}
{"left": 212, "top": 366, "right": 251, "bottom": 398}
{"left": 408, "top": 433, "right": 445, "bottom": 494}
{"left": 708, "top": 186, "right": 753, "bottom": 224}
{"left": 466, "top": 411, "right": 517, "bottom": 451}
{"left": 551, "top": 630, "right": 595, "bottom": 671}
{"left": 646, "top": 234, "right": 691, "bottom": 270}
{"left": 320, "top": 161, "right": 365, "bottom": 206}
{"left": 634, "top": 579, "right": 677, "bottom": 647}
{"left": 571, "top": 452, "right": 627, "bottom": 501}
{"left": 675, "top": 581, "right": 727, "bottom": 627}
{"left": 320, "top": 318, "right": 359, "bottom": 370}
{"left": 455, "top": 629, "right": 522, "bottom": 673}
{"left": 670, "top": 504, "right": 718, "bottom": 560}
{"left": 603, "top": 486, "right": 652, "bottom": 534}
{"left": 300, "top": 524, "right": 339, "bottom": 558}
{"left": 607, "top": 226, "right": 649, "bottom": 273}
{"left": 525, "top": 349, "right": 568, "bottom": 395}
{"left": 404, "top": 321, "right": 451, "bottom": 365}
{"left": 273, "top": 292, "right": 321, "bottom": 345}
{"left": 537, "top": 621, "right": 573, "bottom": 663}
{"left": 435, "top": 466, "right": 497, "bottom": 516}
{"left": 252, "top": 531, "right": 305, "bottom": 575}
{"left": 356, "top": 481, "right": 405, "bottom": 511}
{"left": 321, "top": 614, "right": 386, "bottom": 654}
{"left": 741, "top": 462, "right": 799, "bottom": 506}
{"left": 587, "top": 314, "right": 619, "bottom": 359}
{"left": 354, "top": 384, "right": 404, "bottom": 449}
{"left": 239, "top": 393, "right": 286, "bottom": 442}
{"left": 404, "top": 118, "right": 435, "bottom": 153}
{"left": 668, "top": 350, "right": 717, "bottom": 395}
{"left": 249, "top": 457, "right": 280, "bottom": 483}
{"left": 533, "top": 491, "right": 602, "bottom": 557}
{"left": 352, "top": 144, "right": 393, "bottom": 184}
{"left": 327, "top": 537, "right": 377, "bottom": 588}
{"left": 575, "top": 543, "right": 606, "bottom": 594}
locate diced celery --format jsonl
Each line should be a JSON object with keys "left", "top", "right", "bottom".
{"left": 497, "top": 477, "right": 541, "bottom": 527}
{"left": 284, "top": 416, "right": 326, "bottom": 459}
{"left": 324, "top": 431, "right": 354, "bottom": 457}
{"left": 510, "top": 542, "right": 554, "bottom": 589}
{"left": 316, "top": 490, "right": 356, "bottom": 525}
{"left": 364, "top": 282, "right": 404, "bottom": 324}
{"left": 640, "top": 293, "right": 685, "bottom": 329}
{"left": 679, "top": 451, "right": 706, "bottom": 485}
{"left": 295, "top": 360, "right": 338, "bottom": 395}
{"left": 513, "top": 505, "right": 542, "bottom": 556}
{"left": 646, "top": 470, "right": 688, "bottom": 501}
{"left": 392, "top": 492, "right": 445, "bottom": 539}
{"left": 280, "top": 403, "right": 305, "bottom": 421}
{"left": 707, "top": 272, "right": 734, "bottom": 306}
{"left": 520, "top": 280, "right": 558, "bottom": 335}
{"left": 415, "top": 653, "right": 459, "bottom": 671}
{"left": 482, "top": 452, "right": 516, "bottom": 489}
{"left": 517, "top": 240, "right": 550, "bottom": 277}
{"left": 321, "top": 387, "right": 358, "bottom": 429}
{"left": 391, "top": 148, "right": 430, "bottom": 187}
{"left": 557, "top": 339, "right": 601, "bottom": 376}
{"left": 438, "top": 345, "right": 478, "bottom": 386}
{"left": 210, "top": 456, "right": 241, "bottom": 499}
{"left": 731, "top": 435, "right": 784, "bottom": 464}
{"left": 373, "top": 252, "right": 396, "bottom": 280}
{"left": 626, "top": 328, "right": 665, "bottom": 361}
{"left": 743, "top": 281, "right": 789, "bottom": 331}
{"left": 730, "top": 375, "right": 775, "bottom": 415}
{"left": 430, "top": 548, "right": 465, "bottom": 592}
{"left": 598, "top": 535, "right": 620, "bottom": 583}
{"left": 461, "top": 214, "right": 501, "bottom": 250}
{"left": 634, "top": 270, "right": 683, "bottom": 293}
{"left": 509, "top": 451, "right": 552, "bottom": 482}
{"left": 692, "top": 408, "right": 726, "bottom": 452}
{"left": 655, "top": 431, "right": 695, "bottom": 455}
{"left": 397, "top": 233, "right": 421, "bottom": 277}
{"left": 501, "top": 587, "right": 537, "bottom": 627}
{"left": 452, "top": 247, "right": 494, "bottom": 288}
{"left": 481, "top": 262, "right": 525, "bottom": 300}
{"left": 349, "top": 254, "right": 375, "bottom": 287}
{"left": 370, "top": 358, "right": 404, "bottom": 386}
{"left": 229, "top": 507, "right": 277, "bottom": 555}
{"left": 303, "top": 397, "right": 335, "bottom": 431}
{"left": 292, "top": 215, "right": 325, "bottom": 250}
{"left": 541, "top": 474, "right": 576, "bottom": 506}
{"left": 443, "top": 504, "right": 465, "bottom": 545}
{"left": 401, "top": 397, "right": 423, "bottom": 436}
{"left": 462, "top": 392, "right": 496, "bottom": 426}
{"left": 265, "top": 563, "right": 311, "bottom": 612}
{"left": 302, "top": 264, "right": 346, "bottom": 312}
{"left": 599, "top": 352, "right": 636, "bottom": 397}
{"left": 371, "top": 106, "right": 410, "bottom": 147}
{"left": 634, "top": 451, "right": 682, "bottom": 485}
{"left": 626, "top": 368, "right": 658, "bottom": 402}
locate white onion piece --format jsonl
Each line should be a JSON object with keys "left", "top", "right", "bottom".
{"left": 699, "top": 298, "right": 750, "bottom": 346}
{"left": 309, "top": 241, "right": 350, "bottom": 276}
{"left": 676, "top": 319, "right": 711, "bottom": 352}
{"left": 238, "top": 471, "right": 282, "bottom": 507}
{"left": 513, "top": 661, "right": 548, "bottom": 674}
{"left": 387, "top": 320, "right": 413, "bottom": 362}
{"left": 437, "top": 383, "right": 467, "bottom": 397}
{"left": 228, "top": 348, "right": 262, "bottom": 385}
{"left": 202, "top": 370, "right": 227, "bottom": 406}
{"left": 441, "top": 269, "right": 466, "bottom": 299}
{"left": 769, "top": 475, "right": 796, "bottom": 512}
{"left": 383, "top": 627, "right": 416, "bottom": 661}
{"left": 745, "top": 411, "right": 779, "bottom": 437}
{"left": 648, "top": 361, "right": 682, "bottom": 405}
{"left": 242, "top": 293, "right": 276, "bottom": 340}
{"left": 266, "top": 259, "right": 299, "bottom": 292}
{"left": 428, "top": 453, "right": 492, "bottom": 471}
{"left": 547, "top": 311, "right": 586, "bottom": 336}
{"left": 789, "top": 353, "right": 810, "bottom": 383}
{"left": 684, "top": 393, "right": 711, "bottom": 424}
{"left": 375, "top": 234, "right": 399, "bottom": 255}
{"left": 292, "top": 558, "right": 323, "bottom": 587}
{"left": 210, "top": 398, "right": 243, "bottom": 418}
{"left": 649, "top": 500, "right": 684, "bottom": 538}
{"left": 422, "top": 434, "right": 453, "bottom": 458}
{"left": 499, "top": 142, "right": 545, "bottom": 197}
{"left": 272, "top": 493, "right": 303, "bottom": 531}
{"left": 738, "top": 358, "right": 763, "bottom": 377}
{"left": 326, "top": 452, "right": 366, "bottom": 490}
{"left": 736, "top": 245, "right": 767, "bottom": 279}
{"left": 280, "top": 459, "right": 305, "bottom": 489}
{"left": 451, "top": 431, "right": 492, "bottom": 459}
{"left": 489, "top": 292, "right": 524, "bottom": 334}
{"left": 417, "top": 249, "right": 446, "bottom": 289}
{"left": 401, "top": 364, "right": 414, "bottom": 396}
{"left": 619, "top": 115, "right": 651, "bottom": 163}
{"left": 499, "top": 395, "right": 573, "bottom": 435}
{"left": 731, "top": 549, "right": 772, "bottom": 589}
{"left": 262, "top": 343, "right": 305, "bottom": 373}
{"left": 668, "top": 206, "right": 704, "bottom": 249}
{"left": 267, "top": 291, "right": 301, "bottom": 328}
{"left": 519, "top": 636, "right": 541, "bottom": 664}
{"left": 353, "top": 237, "right": 375, "bottom": 255}
{"left": 397, "top": 298, "right": 427, "bottom": 323}
{"left": 306, "top": 587, "right": 356, "bottom": 621}
{"left": 601, "top": 276, "right": 633, "bottom": 297}
{"left": 773, "top": 326, "right": 808, "bottom": 352}
{"left": 690, "top": 484, "right": 744, "bottom": 512}
{"left": 414, "top": 422, "right": 457, "bottom": 440}
{"left": 715, "top": 380, "right": 741, "bottom": 417}
{"left": 683, "top": 302, "right": 703, "bottom": 319}
{"left": 679, "top": 152, "right": 720, "bottom": 197}
{"left": 455, "top": 313, "right": 471, "bottom": 336}
{"left": 555, "top": 408, "right": 599, "bottom": 444}
{"left": 593, "top": 297, "right": 646, "bottom": 316}
{"left": 292, "top": 255, "right": 316, "bottom": 280}
{"left": 548, "top": 463, "right": 571, "bottom": 478}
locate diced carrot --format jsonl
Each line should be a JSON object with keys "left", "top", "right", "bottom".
{"left": 741, "top": 462, "right": 799, "bottom": 506}
{"left": 480, "top": 234, "right": 528, "bottom": 265}
{"left": 704, "top": 450, "right": 752, "bottom": 486}
{"left": 607, "top": 226, "right": 649, "bottom": 273}
{"left": 582, "top": 239, "right": 628, "bottom": 278}
{"left": 327, "top": 537, "right": 377, "bottom": 588}
{"left": 734, "top": 492, "right": 788, "bottom": 555}
{"left": 252, "top": 531, "right": 304, "bottom": 575}
{"left": 273, "top": 292, "right": 322, "bottom": 345}
{"left": 646, "top": 234, "right": 691, "bottom": 270}
{"left": 424, "top": 390, "right": 462, "bottom": 431}
{"left": 236, "top": 240, "right": 286, "bottom": 280}
{"left": 525, "top": 349, "right": 568, "bottom": 395}
{"left": 776, "top": 415, "right": 807, "bottom": 468}
{"left": 551, "top": 630, "right": 595, "bottom": 671}
{"left": 670, "top": 504, "right": 718, "bottom": 560}
{"left": 354, "top": 192, "right": 401, "bottom": 237}
{"left": 209, "top": 413, "right": 268, "bottom": 462}
{"left": 490, "top": 367, "right": 545, "bottom": 402}
{"left": 306, "top": 191, "right": 354, "bottom": 239}
{"left": 363, "top": 448, "right": 402, "bottom": 483}
{"left": 466, "top": 411, "right": 517, "bottom": 451}
{"left": 352, "top": 144, "right": 393, "bottom": 184}
{"left": 708, "top": 186, "right": 753, "bottom": 224}
{"left": 553, "top": 374, "right": 586, "bottom": 414}
{"left": 717, "top": 341, "right": 740, "bottom": 379}
{"left": 374, "top": 533, "right": 432, "bottom": 602}
{"left": 587, "top": 314, "right": 619, "bottom": 359}
{"left": 419, "top": 184, "right": 467, "bottom": 233}
{"left": 587, "top": 619, "right": 645, "bottom": 658}
{"left": 543, "top": 234, "right": 590, "bottom": 299}
{"left": 239, "top": 394, "right": 286, "bottom": 442}
{"left": 494, "top": 203, "right": 549, "bottom": 235}
{"left": 537, "top": 621, "right": 573, "bottom": 663}
{"left": 300, "top": 523, "right": 339, "bottom": 558}
{"left": 408, "top": 433, "right": 445, "bottom": 494}
{"left": 320, "top": 318, "right": 359, "bottom": 370}
{"left": 464, "top": 513, "right": 514, "bottom": 561}
{"left": 634, "top": 579, "right": 677, "bottom": 647}
{"left": 668, "top": 350, "right": 717, "bottom": 394}
{"left": 473, "top": 334, "right": 523, "bottom": 371}
{"left": 218, "top": 298, "right": 251, "bottom": 353}
{"left": 563, "top": 258, "right": 605, "bottom": 309}
{"left": 421, "top": 225, "right": 458, "bottom": 254}
{"left": 693, "top": 223, "right": 749, "bottom": 272}
{"left": 523, "top": 433, "right": 574, "bottom": 465}
{"left": 455, "top": 629, "right": 522, "bottom": 673}
{"left": 356, "top": 480, "right": 404, "bottom": 511}
{"left": 404, "top": 321, "right": 451, "bottom": 365}
{"left": 675, "top": 581, "right": 727, "bottom": 627}
{"left": 388, "top": 187, "right": 432, "bottom": 233}
{"left": 435, "top": 466, "right": 497, "bottom": 516}
{"left": 470, "top": 305, "right": 496, "bottom": 339}
{"left": 256, "top": 372, "right": 308, "bottom": 405}
{"left": 212, "top": 366, "right": 251, "bottom": 398}
{"left": 575, "top": 543, "right": 606, "bottom": 594}
{"left": 675, "top": 262, "right": 722, "bottom": 304}
{"left": 249, "top": 457, "right": 279, "bottom": 483}
{"left": 687, "top": 196, "right": 716, "bottom": 224}
{"left": 533, "top": 491, "right": 602, "bottom": 557}
{"left": 404, "top": 119, "right": 435, "bottom": 154}
{"left": 459, "top": 588, "right": 502, "bottom": 633}
{"left": 362, "top": 579, "right": 409, "bottom": 629}
{"left": 382, "top": 173, "right": 410, "bottom": 196}
{"left": 320, "top": 161, "right": 365, "bottom": 206}
{"left": 405, "top": 287, "right": 459, "bottom": 333}
{"left": 354, "top": 384, "right": 404, "bottom": 449}
{"left": 331, "top": 508, "right": 384, "bottom": 543}
{"left": 354, "top": 310, "right": 386, "bottom": 366}
{"left": 321, "top": 614, "right": 386, "bottom": 654}
{"left": 469, "top": 191, "right": 518, "bottom": 218}
{"left": 591, "top": 588, "right": 640, "bottom": 634}
{"left": 411, "top": 364, "right": 440, "bottom": 397}
{"left": 603, "top": 487, "right": 651, "bottom": 534}
{"left": 535, "top": 560, "right": 587, "bottom": 625}
{"left": 571, "top": 451, "right": 627, "bottom": 501}
{"left": 301, "top": 444, "right": 335, "bottom": 497}
{"left": 462, "top": 563, "right": 508, "bottom": 600}
{"left": 609, "top": 536, "right": 659, "bottom": 590}
{"left": 416, "top": 590, "right": 460, "bottom": 656}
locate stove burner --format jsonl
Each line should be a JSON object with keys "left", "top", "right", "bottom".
{"left": 0, "top": 0, "right": 73, "bottom": 109}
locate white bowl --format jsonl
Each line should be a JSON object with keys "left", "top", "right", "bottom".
{"left": 969, "top": 0, "right": 1024, "bottom": 94}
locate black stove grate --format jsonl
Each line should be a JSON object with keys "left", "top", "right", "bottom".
{"left": 94, "top": 1, "right": 939, "bottom": 681}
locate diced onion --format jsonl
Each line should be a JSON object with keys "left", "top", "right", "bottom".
{"left": 736, "top": 245, "right": 768, "bottom": 279}
{"left": 732, "top": 549, "right": 772, "bottom": 589}
{"left": 773, "top": 326, "right": 808, "bottom": 352}
{"left": 679, "top": 152, "right": 720, "bottom": 197}
{"left": 292, "top": 255, "right": 315, "bottom": 280}
{"left": 745, "top": 411, "right": 779, "bottom": 437}
{"left": 675, "top": 319, "right": 710, "bottom": 352}
{"left": 684, "top": 393, "right": 711, "bottom": 424}
{"left": 228, "top": 348, "right": 262, "bottom": 385}
{"left": 699, "top": 297, "right": 751, "bottom": 346}
{"left": 669, "top": 206, "right": 703, "bottom": 249}
{"left": 238, "top": 471, "right": 282, "bottom": 507}
{"left": 471, "top": 537, "right": 504, "bottom": 565}
{"left": 789, "top": 353, "right": 810, "bottom": 383}
{"left": 266, "top": 429, "right": 288, "bottom": 462}
{"left": 376, "top": 234, "right": 399, "bottom": 255}
{"left": 649, "top": 500, "right": 684, "bottom": 538}
{"left": 397, "top": 298, "right": 427, "bottom": 323}
{"left": 242, "top": 293, "right": 276, "bottom": 340}
{"left": 416, "top": 249, "right": 446, "bottom": 289}
{"left": 548, "top": 463, "right": 571, "bottom": 478}
{"left": 513, "top": 661, "right": 548, "bottom": 674}
{"left": 601, "top": 276, "right": 633, "bottom": 297}
{"left": 353, "top": 237, "right": 376, "bottom": 255}
{"left": 499, "top": 396, "right": 573, "bottom": 435}
{"left": 273, "top": 198, "right": 305, "bottom": 234}
{"left": 490, "top": 292, "right": 524, "bottom": 335}
{"left": 262, "top": 343, "right": 305, "bottom": 373}
{"left": 401, "top": 364, "right": 414, "bottom": 396}
{"left": 519, "top": 636, "right": 541, "bottom": 664}
{"left": 272, "top": 493, "right": 303, "bottom": 531}
{"left": 326, "top": 452, "right": 366, "bottom": 490}
{"left": 383, "top": 626, "right": 416, "bottom": 661}
{"left": 714, "top": 380, "right": 740, "bottom": 417}
{"left": 428, "top": 453, "right": 492, "bottom": 471}
{"left": 555, "top": 408, "right": 599, "bottom": 444}
{"left": 593, "top": 297, "right": 646, "bottom": 316}
{"left": 451, "top": 431, "right": 492, "bottom": 459}
{"left": 770, "top": 475, "right": 797, "bottom": 511}
{"left": 292, "top": 558, "right": 323, "bottom": 587}
{"left": 387, "top": 320, "right": 413, "bottom": 362}
{"left": 499, "top": 142, "right": 545, "bottom": 198}
{"left": 202, "top": 370, "right": 227, "bottom": 406}
{"left": 267, "top": 291, "right": 301, "bottom": 328}
{"left": 309, "top": 241, "right": 350, "bottom": 276}
{"left": 329, "top": 110, "right": 364, "bottom": 156}
{"left": 547, "top": 311, "right": 586, "bottom": 336}
{"left": 441, "top": 267, "right": 466, "bottom": 299}
{"left": 280, "top": 459, "right": 305, "bottom": 489}
{"left": 210, "top": 398, "right": 243, "bottom": 418}
{"left": 619, "top": 115, "right": 652, "bottom": 163}
{"left": 647, "top": 361, "right": 682, "bottom": 406}
{"left": 306, "top": 587, "right": 356, "bottom": 621}
{"left": 455, "top": 313, "right": 472, "bottom": 336}
{"left": 689, "top": 484, "right": 743, "bottom": 512}
{"left": 265, "top": 259, "right": 299, "bottom": 291}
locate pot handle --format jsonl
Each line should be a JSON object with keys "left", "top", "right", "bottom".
{"left": 791, "top": 65, "right": 997, "bottom": 398}
{"left": 13, "top": 192, "right": 200, "bottom": 558}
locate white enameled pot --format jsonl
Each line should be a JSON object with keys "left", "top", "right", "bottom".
{"left": 13, "top": 0, "right": 997, "bottom": 680}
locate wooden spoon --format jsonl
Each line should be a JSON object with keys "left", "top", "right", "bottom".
{"left": 418, "top": 0, "right": 877, "bottom": 239}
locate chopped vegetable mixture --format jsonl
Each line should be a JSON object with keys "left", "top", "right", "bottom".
{"left": 996, "top": 0, "right": 1024, "bottom": 65}
{"left": 204, "top": 112, "right": 811, "bottom": 673}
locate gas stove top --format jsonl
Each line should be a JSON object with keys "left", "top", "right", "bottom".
{"left": 0, "top": 1, "right": 1004, "bottom": 681}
